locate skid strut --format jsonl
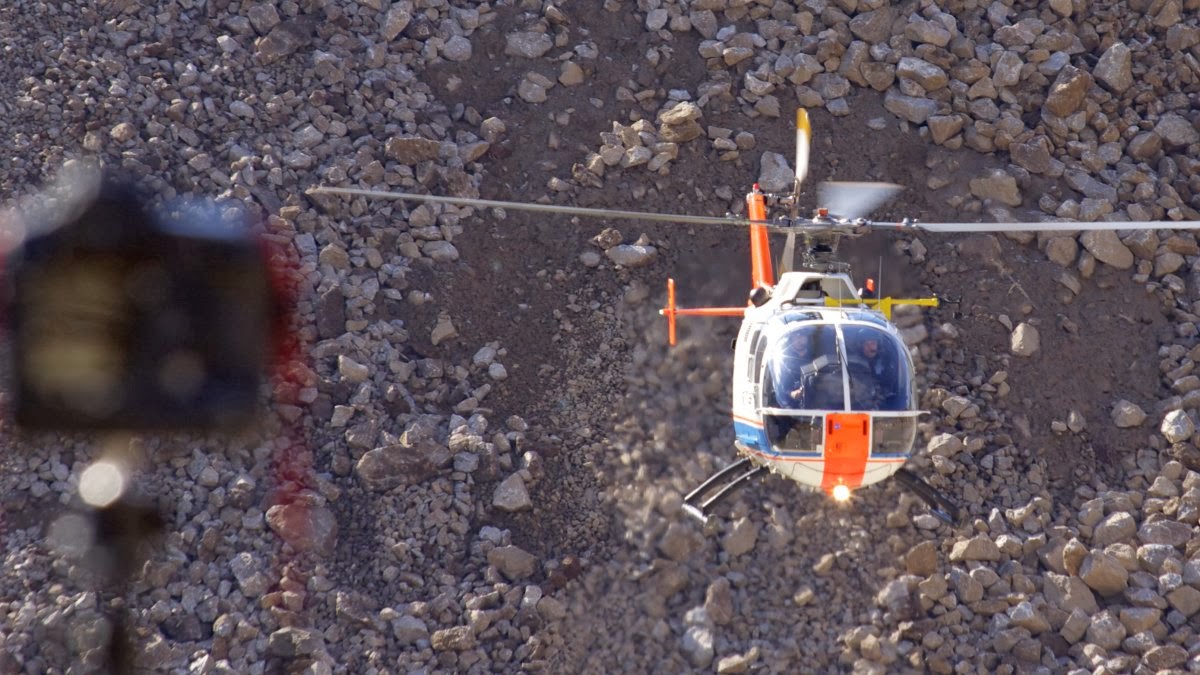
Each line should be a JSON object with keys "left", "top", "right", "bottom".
{"left": 682, "top": 458, "right": 764, "bottom": 523}
{"left": 894, "top": 468, "right": 961, "bottom": 524}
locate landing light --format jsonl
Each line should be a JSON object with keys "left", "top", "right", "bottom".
{"left": 831, "top": 484, "right": 851, "bottom": 502}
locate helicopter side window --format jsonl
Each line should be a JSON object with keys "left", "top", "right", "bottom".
{"left": 765, "top": 414, "right": 822, "bottom": 451}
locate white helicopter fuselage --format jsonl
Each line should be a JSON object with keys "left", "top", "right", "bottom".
{"left": 729, "top": 271, "right": 922, "bottom": 497}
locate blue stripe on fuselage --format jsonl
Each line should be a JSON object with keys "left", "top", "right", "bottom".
{"left": 734, "top": 419, "right": 769, "bottom": 452}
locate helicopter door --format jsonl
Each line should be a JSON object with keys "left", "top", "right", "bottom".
{"left": 821, "top": 413, "right": 870, "bottom": 491}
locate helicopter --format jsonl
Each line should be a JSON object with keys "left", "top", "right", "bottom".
{"left": 310, "top": 108, "right": 1200, "bottom": 526}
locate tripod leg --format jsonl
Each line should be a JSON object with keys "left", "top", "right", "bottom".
{"left": 894, "top": 468, "right": 960, "bottom": 524}
{"left": 682, "top": 459, "right": 764, "bottom": 523}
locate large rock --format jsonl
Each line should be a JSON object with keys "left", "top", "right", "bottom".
{"left": 1043, "top": 573, "right": 1099, "bottom": 614}
{"left": 1137, "top": 520, "right": 1192, "bottom": 547}
{"left": 897, "top": 57, "right": 948, "bottom": 91}
{"left": 1118, "top": 607, "right": 1161, "bottom": 634}
{"left": 848, "top": 7, "right": 894, "bottom": 43}
{"left": 1127, "top": 132, "right": 1162, "bottom": 161}
{"left": 721, "top": 517, "right": 758, "bottom": 557}
{"left": 1064, "top": 169, "right": 1118, "bottom": 202}
{"left": 356, "top": 441, "right": 450, "bottom": 491}
{"left": 1011, "top": 137, "right": 1054, "bottom": 174}
{"left": 659, "top": 121, "right": 703, "bottom": 143}
{"left": 1154, "top": 113, "right": 1200, "bottom": 149}
{"left": 884, "top": 89, "right": 938, "bottom": 124}
{"left": 392, "top": 616, "right": 429, "bottom": 645}
{"left": 1008, "top": 601, "right": 1050, "bottom": 633}
{"left": 504, "top": 31, "right": 553, "bottom": 58}
{"left": 487, "top": 545, "right": 537, "bottom": 580}
{"left": 1093, "top": 42, "right": 1133, "bottom": 92}
{"left": 1010, "top": 323, "right": 1039, "bottom": 357}
{"left": 927, "top": 115, "right": 964, "bottom": 144}
{"left": 969, "top": 170, "right": 1022, "bottom": 206}
{"left": 431, "top": 626, "right": 476, "bottom": 651}
{"left": 1079, "top": 552, "right": 1128, "bottom": 596}
{"left": 605, "top": 244, "right": 657, "bottom": 268}
{"left": 1061, "top": 538, "right": 1087, "bottom": 576}
{"left": 1043, "top": 66, "right": 1092, "bottom": 117}
{"left": 1085, "top": 611, "right": 1126, "bottom": 651}
{"left": 1167, "top": 585, "right": 1200, "bottom": 616}
{"left": 1045, "top": 236, "right": 1077, "bottom": 266}
{"left": 682, "top": 625, "right": 714, "bottom": 668}
{"left": 877, "top": 577, "right": 920, "bottom": 613}
{"left": 266, "top": 500, "right": 338, "bottom": 555}
{"left": 267, "top": 627, "right": 324, "bottom": 658}
{"left": 705, "top": 578, "right": 735, "bottom": 626}
{"left": 431, "top": 313, "right": 458, "bottom": 345}
{"left": 949, "top": 536, "right": 1001, "bottom": 562}
{"left": 248, "top": 4, "right": 281, "bottom": 34}
{"left": 380, "top": 4, "right": 412, "bottom": 40}
{"left": 1138, "top": 543, "right": 1178, "bottom": 572}
{"left": 757, "top": 151, "right": 794, "bottom": 192}
{"left": 316, "top": 285, "right": 346, "bottom": 339}
{"left": 1161, "top": 409, "right": 1195, "bottom": 443}
{"left": 255, "top": 19, "right": 314, "bottom": 64}
{"left": 992, "top": 51, "right": 1024, "bottom": 87}
{"left": 927, "top": 434, "right": 963, "bottom": 458}
{"left": 493, "top": 472, "right": 532, "bottom": 512}
{"left": 1110, "top": 399, "right": 1146, "bottom": 427}
{"left": 905, "top": 19, "right": 952, "bottom": 47}
{"left": 659, "top": 101, "right": 702, "bottom": 126}
{"left": 1092, "top": 511, "right": 1137, "bottom": 546}
{"left": 1060, "top": 608, "right": 1090, "bottom": 644}
{"left": 1080, "top": 231, "right": 1134, "bottom": 269}
{"left": 386, "top": 137, "right": 442, "bottom": 164}
{"left": 1144, "top": 645, "right": 1189, "bottom": 671}
{"left": 230, "top": 552, "right": 271, "bottom": 597}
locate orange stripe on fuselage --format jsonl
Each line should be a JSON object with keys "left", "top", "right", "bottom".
{"left": 747, "top": 191, "right": 773, "bottom": 289}
{"left": 820, "top": 413, "right": 870, "bottom": 493}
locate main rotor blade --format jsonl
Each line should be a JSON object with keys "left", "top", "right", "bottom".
{"left": 779, "top": 231, "right": 796, "bottom": 274}
{"left": 307, "top": 186, "right": 762, "bottom": 228}
{"left": 794, "top": 109, "right": 811, "bottom": 196}
{"left": 908, "top": 220, "right": 1200, "bottom": 232}
{"left": 818, "top": 181, "right": 904, "bottom": 221}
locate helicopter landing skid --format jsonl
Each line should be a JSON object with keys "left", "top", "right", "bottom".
{"left": 893, "top": 468, "right": 961, "bottom": 524}
{"left": 682, "top": 458, "right": 764, "bottom": 523}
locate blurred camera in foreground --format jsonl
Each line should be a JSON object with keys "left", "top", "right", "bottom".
{"left": 4, "top": 168, "right": 280, "bottom": 431}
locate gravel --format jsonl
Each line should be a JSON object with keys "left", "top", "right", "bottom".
{"left": 3, "top": 0, "right": 1200, "bottom": 673}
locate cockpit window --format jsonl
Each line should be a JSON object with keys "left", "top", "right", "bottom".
{"left": 780, "top": 310, "right": 822, "bottom": 323}
{"left": 765, "top": 325, "right": 845, "bottom": 410}
{"left": 844, "top": 311, "right": 889, "bottom": 327}
{"left": 762, "top": 322, "right": 913, "bottom": 412}
{"left": 842, "top": 325, "right": 911, "bottom": 411}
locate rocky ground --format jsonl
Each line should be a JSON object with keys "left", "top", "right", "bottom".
{"left": 1, "top": 0, "right": 1200, "bottom": 673}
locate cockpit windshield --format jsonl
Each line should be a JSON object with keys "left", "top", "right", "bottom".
{"left": 842, "top": 324, "right": 912, "bottom": 411}
{"left": 763, "top": 321, "right": 913, "bottom": 412}
{"left": 764, "top": 324, "right": 844, "bottom": 410}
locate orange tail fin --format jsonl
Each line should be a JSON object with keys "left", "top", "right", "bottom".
{"left": 747, "top": 186, "right": 773, "bottom": 290}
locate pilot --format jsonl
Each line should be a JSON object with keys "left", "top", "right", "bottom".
{"left": 860, "top": 337, "right": 882, "bottom": 376}
{"left": 849, "top": 336, "right": 893, "bottom": 408}
{"left": 785, "top": 332, "right": 813, "bottom": 405}
{"left": 785, "top": 331, "right": 843, "bottom": 408}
